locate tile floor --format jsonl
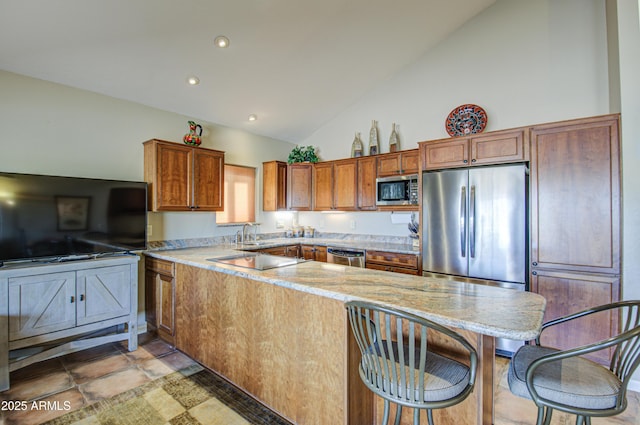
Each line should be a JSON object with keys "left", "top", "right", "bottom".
{"left": 0, "top": 335, "right": 638, "bottom": 425}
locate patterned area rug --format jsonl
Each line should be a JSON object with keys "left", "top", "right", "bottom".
{"left": 43, "top": 365, "right": 293, "bottom": 425}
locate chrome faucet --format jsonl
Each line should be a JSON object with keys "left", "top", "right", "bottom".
{"left": 242, "top": 222, "right": 253, "bottom": 243}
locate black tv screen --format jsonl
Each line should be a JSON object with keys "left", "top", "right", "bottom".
{"left": 0, "top": 172, "right": 147, "bottom": 265}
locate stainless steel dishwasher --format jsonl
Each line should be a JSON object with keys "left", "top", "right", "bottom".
{"left": 326, "top": 247, "right": 365, "bottom": 268}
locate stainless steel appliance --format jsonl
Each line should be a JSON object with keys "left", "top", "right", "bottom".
{"left": 376, "top": 174, "right": 419, "bottom": 206}
{"left": 327, "top": 247, "right": 365, "bottom": 268}
{"left": 422, "top": 163, "right": 528, "bottom": 356}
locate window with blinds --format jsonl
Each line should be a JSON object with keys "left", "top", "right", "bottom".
{"left": 217, "top": 164, "right": 256, "bottom": 224}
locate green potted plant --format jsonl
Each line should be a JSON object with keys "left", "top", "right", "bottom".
{"left": 287, "top": 145, "right": 319, "bottom": 164}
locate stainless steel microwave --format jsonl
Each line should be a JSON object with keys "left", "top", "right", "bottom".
{"left": 376, "top": 174, "right": 419, "bottom": 206}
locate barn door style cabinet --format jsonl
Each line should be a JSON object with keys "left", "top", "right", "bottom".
{"left": 0, "top": 255, "right": 139, "bottom": 390}
{"left": 143, "top": 139, "right": 225, "bottom": 212}
{"left": 529, "top": 114, "right": 621, "bottom": 364}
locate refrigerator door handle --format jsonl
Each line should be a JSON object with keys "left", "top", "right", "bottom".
{"left": 470, "top": 185, "right": 476, "bottom": 258}
{"left": 460, "top": 186, "right": 466, "bottom": 258}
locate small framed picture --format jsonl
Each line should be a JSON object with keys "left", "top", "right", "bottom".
{"left": 369, "top": 145, "right": 378, "bottom": 156}
{"left": 56, "top": 196, "right": 90, "bottom": 231}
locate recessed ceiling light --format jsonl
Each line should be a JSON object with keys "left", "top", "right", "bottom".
{"left": 214, "top": 35, "right": 230, "bottom": 48}
{"left": 248, "top": 114, "right": 257, "bottom": 122}
{"left": 187, "top": 76, "right": 200, "bottom": 85}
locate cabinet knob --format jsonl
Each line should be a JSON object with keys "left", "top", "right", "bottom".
{"left": 471, "top": 159, "right": 476, "bottom": 163}
{"left": 463, "top": 160, "right": 468, "bottom": 163}
{"left": 70, "top": 296, "right": 75, "bottom": 303}
{"left": 532, "top": 271, "right": 538, "bottom": 276}
{"left": 80, "top": 294, "right": 85, "bottom": 302}
{"left": 532, "top": 261, "right": 538, "bottom": 266}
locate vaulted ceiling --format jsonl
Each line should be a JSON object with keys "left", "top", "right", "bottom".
{"left": 0, "top": 0, "right": 495, "bottom": 142}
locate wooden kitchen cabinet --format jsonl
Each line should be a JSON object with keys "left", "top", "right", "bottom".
{"left": 301, "top": 245, "right": 327, "bottom": 262}
{"left": 530, "top": 269, "right": 620, "bottom": 364}
{"left": 313, "top": 159, "right": 358, "bottom": 211}
{"left": 313, "top": 161, "right": 334, "bottom": 211}
{"left": 287, "top": 163, "right": 313, "bottom": 211}
{"left": 419, "top": 128, "right": 527, "bottom": 170}
{"left": 145, "top": 257, "right": 176, "bottom": 345}
{"left": 529, "top": 114, "right": 621, "bottom": 363}
{"left": 262, "top": 160, "right": 287, "bottom": 211}
{"left": 334, "top": 158, "right": 358, "bottom": 210}
{"left": 377, "top": 149, "right": 419, "bottom": 176}
{"left": 259, "top": 244, "right": 300, "bottom": 258}
{"left": 143, "top": 139, "right": 225, "bottom": 212}
{"left": 357, "top": 156, "right": 377, "bottom": 210}
{"left": 365, "top": 250, "right": 420, "bottom": 275}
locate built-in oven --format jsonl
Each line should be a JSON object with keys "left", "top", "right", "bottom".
{"left": 327, "top": 247, "right": 365, "bottom": 268}
{"left": 376, "top": 174, "right": 419, "bottom": 207}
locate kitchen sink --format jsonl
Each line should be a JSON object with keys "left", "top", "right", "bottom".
{"left": 207, "top": 252, "right": 305, "bottom": 270}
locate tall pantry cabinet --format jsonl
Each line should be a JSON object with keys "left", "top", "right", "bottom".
{"left": 529, "top": 114, "right": 621, "bottom": 364}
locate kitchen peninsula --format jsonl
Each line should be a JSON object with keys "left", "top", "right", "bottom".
{"left": 145, "top": 246, "right": 545, "bottom": 425}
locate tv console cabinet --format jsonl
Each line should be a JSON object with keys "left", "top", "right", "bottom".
{"left": 0, "top": 255, "right": 139, "bottom": 391}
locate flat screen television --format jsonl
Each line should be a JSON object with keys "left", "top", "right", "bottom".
{"left": 0, "top": 172, "right": 147, "bottom": 265}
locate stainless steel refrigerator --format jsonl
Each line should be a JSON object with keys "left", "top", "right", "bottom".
{"left": 421, "top": 164, "right": 528, "bottom": 355}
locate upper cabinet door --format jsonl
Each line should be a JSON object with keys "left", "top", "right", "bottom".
{"left": 192, "top": 148, "right": 224, "bottom": 211}
{"left": 262, "top": 161, "right": 287, "bottom": 211}
{"left": 333, "top": 158, "right": 357, "bottom": 210}
{"left": 287, "top": 163, "right": 313, "bottom": 211}
{"left": 154, "top": 142, "right": 192, "bottom": 211}
{"left": 357, "top": 156, "right": 377, "bottom": 210}
{"left": 470, "top": 129, "right": 527, "bottom": 166}
{"left": 420, "top": 138, "right": 469, "bottom": 170}
{"left": 530, "top": 114, "right": 620, "bottom": 274}
{"left": 313, "top": 162, "right": 334, "bottom": 211}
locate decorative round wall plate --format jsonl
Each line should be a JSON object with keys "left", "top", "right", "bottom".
{"left": 445, "top": 104, "right": 488, "bottom": 137}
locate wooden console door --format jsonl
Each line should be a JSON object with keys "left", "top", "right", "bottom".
{"left": 8, "top": 272, "right": 76, "bottom": 340}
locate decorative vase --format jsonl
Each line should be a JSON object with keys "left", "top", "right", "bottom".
{"left": 183, "top": 121, "right": 202, "bottom": 146}
{"left": 389, "top": 123, "right": 399, "bottom": 153}
{"left": 368, "top": 120, "right": 379, "bottom": 155}
{"left": 351, "top": 132, "right": 364, "bottom": 158}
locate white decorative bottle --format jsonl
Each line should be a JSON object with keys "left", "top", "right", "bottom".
{"left": 369, "top": 120, "right": 379, "bottom": 155}
{"left": 351, "top": 132, "right": 364, "bottom": 158}
{"left": 389, "top": 123, "right": 399, "bottom": 153}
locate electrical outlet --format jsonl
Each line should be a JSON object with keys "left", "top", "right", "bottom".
{"left": 147, "top": 224, "right": 153, "bottom": 236}
{"left": 276, "top": 220, "right": 285, "bottom": 229}
{"left": 349, "top": 220, "right": 356, "bottom": 230}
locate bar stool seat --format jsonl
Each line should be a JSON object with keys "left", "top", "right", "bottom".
{"left": 346, "top": 301, "right": 477, "bottom": 425}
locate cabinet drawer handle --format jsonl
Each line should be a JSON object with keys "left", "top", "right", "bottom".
{"left": 70, "top": 296, "right": 75, "bottom": 303}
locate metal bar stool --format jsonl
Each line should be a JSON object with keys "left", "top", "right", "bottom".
{"left": 508, "top": 300, "right": 640, "bottom": 425}
{"left": 346, "top": 301, "right": 477, "bottom": 425}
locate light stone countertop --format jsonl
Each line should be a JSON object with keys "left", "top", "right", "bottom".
{"left": 145, "top": 246, "right": 546, "bottom": 341}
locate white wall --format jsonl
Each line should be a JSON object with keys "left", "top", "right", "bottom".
{"left": 302, "top": 0, "right": 609, "bottom": 157}
{"left": 296, "top": 0, "right": 612, "bottom": 238}
{"left": 0, "top": 70, "right": 295, "bottom": 242}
